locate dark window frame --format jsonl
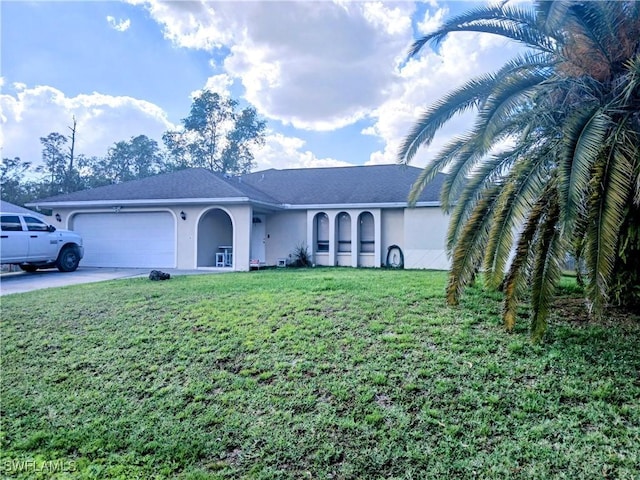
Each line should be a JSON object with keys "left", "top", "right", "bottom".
{"left": 24, "top": 216, "right": 49, "bottom": 232}
{"left": 337, "top": 212, "right": 351, "bottom": 253}
{"left": 359, "top": 212, "right": 375, "bottom": 253}
{"left": 1, "top": 215, "right": 23, "bottom": 232}
{"left": 315, "top": 213, "right": 330, "bottom": 253}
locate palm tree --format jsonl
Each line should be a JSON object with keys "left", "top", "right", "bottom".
{"left": 399, "top": 1, "right": 640, "bottom": 341}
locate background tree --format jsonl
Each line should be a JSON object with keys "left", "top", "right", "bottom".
{"left": 38, "top": 132, "right": 68, "bottom": 195}
{"left": 88, "top": 135, "right": 164, "bottom": 185}
{"left": 399, "top": 1, "right": 640, "bottom": 341}
{"left": 37, "top": 117, "right": 83, "bottom": 195}
{"left": 64, "top": 116, "right": 78, "bottom": 192}
{"left": 1, "top": 157, "right": 32, "bottom": 205}
{"left": 6, "top": 132, "right": 169, "bottom": 202}
{"left": 221, "top": 106, "right": 266, "bottom": 174}
{"left": 4, "top": 92, "right": 267, "bottom": 203}
{"left": 161, "top": 130, "right": 190, "bottom": 171}
{"left": 163, "top": 90, "right": 266, "bottom": 174}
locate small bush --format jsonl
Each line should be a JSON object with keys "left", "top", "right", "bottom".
{"left": 289, "top": 243, "right": 311, "bottom": 267}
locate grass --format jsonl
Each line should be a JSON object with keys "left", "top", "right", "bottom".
{"left": 1, "top": 269, "right": 639, "bottom": 479}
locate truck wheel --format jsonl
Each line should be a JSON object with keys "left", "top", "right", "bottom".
{"left": 57, "top": 246, "right": 80, "bottom": 272}
{"left": 19, "top": 265, "right": 38, "bottom": 272}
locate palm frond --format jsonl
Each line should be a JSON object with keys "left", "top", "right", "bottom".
{"left": 401, "top": 53, "right": 553, "bottom": 210}
{"left": 398, "top": 73, "right": 499, "bottom": 165}
{"left": 529, "top": 191, "right": 564, "bottom": 342}
{"left": 403, "top": 0, "right": 640, "bottom": 338}
{"left": 446, "top": 183, "right": 502, "bottom": 305}
{"left": 409, "top": 3, "right": 554, "bottom": 58}
{"left": 439, "top": 114, "right": 533, "bottom": 214}
{"left": 635, "top": 166, "right": 640, "bottom": 207}
{"left": 445, "top": 98, "right": 557, "bottom": 261}
{"left": 482, "top": 177, "right": 518, "bottom": 290}
{"left": 478, "top": 68, "right": 550, "bottom": 144}
{"left": 584, "top": 132, "right": 635, "bottom": 315}
{"left": 620, "top": 54, "right": 640, "bottom": 108}
{"left": 445, "top": 152, "right": 513, "bottom": 254}
{"left": 566, "top": 1, "right": 629, "bottom": 66}
{"left": 440, "top": 66, "right": 552, "bottom": 211}
{"left": 558, "top": 107, "right": 610, "bottom": 231}
{"left": 483, "top": 151, "right": 550, "bottom": 289}
{"left": 438, "top": 143, "right": 485, "bottom": 214}
{"left": 535, "top": 1, "right": 571, "bottom": 36}
{"left": 407, "top": 134, "right": 472, "bottom": 207}
{"left": 502, "top": 184, "right": 554, "bottom": 331}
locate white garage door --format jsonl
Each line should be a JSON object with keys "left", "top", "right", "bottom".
{"left": 73, "top": 212, "right": 176, "bottom": 268}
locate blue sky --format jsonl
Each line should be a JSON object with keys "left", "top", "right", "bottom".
{"left": 1, "top": 1, "right": 523, "bottom": 173}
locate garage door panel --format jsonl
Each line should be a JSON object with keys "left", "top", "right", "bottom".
{"left": 74, "top": 212, "right": 176, "bottom": 268}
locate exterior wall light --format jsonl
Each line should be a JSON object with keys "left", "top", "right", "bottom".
{"left": 180, "top": 211, "right": 187, "bottom": 220}
{"left": 55, "top": 213, "right": 62, "bottom": 222}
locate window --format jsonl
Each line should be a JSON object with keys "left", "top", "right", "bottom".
{"left": 359, "top": 212, "right": 374, "bottom": 253}
{"left": 1, "top": 215, "right": 23, "bottom": 232}
{"left": 24, "top": 216, "right": 49, "bottom": 232}
{"left": 315, "top": 213, "right": 329, "bottom": 252}
{"left": 337, "top": 212, "right": 351, "bottom": 253}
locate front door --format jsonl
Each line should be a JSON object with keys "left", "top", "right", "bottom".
{"left": 250, "top": 215, "right": 266, "bottom": 265}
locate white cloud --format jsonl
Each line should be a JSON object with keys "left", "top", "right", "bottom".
{"left": 3, "top": 1, "right": 533, "bottom": 181}
{"left": 365, "top": 27, "right": 526, "bottom": 167}
{"left": 198, "top": 73, "right": 233, "bottom": 98}
{"left": 0, "top": 84, "right": 175, "bottom": 165}
{"left": 129, "top": 0, "right": 416, "bottom": 131}
{"left": 0, "top": 83, "right": 349, "bottom": 175}
{"left": 417, "top": 5, "right": 448, "bottom": 34}
{"left": 128, "top": 0, "right": 526, "bottom": 170}
{"left": 127, "top": 0, "right": 231, "bottom": 49}
{"left": 106, "top": 16, "right": 131, "bottom": 32}
{"left": 253, "top": 132, "right": 352, "bottom": 171}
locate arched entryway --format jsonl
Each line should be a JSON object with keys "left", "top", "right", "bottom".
{"left": 197, "top": 208, "right": 234, "bottom": 268}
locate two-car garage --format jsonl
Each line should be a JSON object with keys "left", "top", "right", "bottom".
{"left": 72, "top": 211, "right": 176, "bottom": 268}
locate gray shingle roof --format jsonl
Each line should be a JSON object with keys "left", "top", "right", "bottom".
{"left": 240, "top": 164, "right": 444, "bottom": 205}
{"left": 32, "top": 168, "right": 278, "bottom": 204}
{"left": 31, "top": 165, "right": 445, "bottom": 207}
{"left": 1, "top": 200, "right": 46, "bottom": 217}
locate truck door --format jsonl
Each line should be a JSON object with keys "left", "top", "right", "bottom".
{"left": 24, "top": 216, "right": 56, "bottom": 261}
{"left": 0, "top": 214, "right": 29, "bottom": 262}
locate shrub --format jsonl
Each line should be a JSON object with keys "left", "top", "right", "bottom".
{"left": 289, "top": 243, "right": 311, "bottom": 267}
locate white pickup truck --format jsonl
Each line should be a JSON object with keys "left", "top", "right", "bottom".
{"left": 0, "top": 212, "right": 84, "bottom": 272}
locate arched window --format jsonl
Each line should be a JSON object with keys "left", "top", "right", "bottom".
{"left": 337, "top": 212, "right": 351, "bottom": 252}
{"left": 315, "top": 213, "right": 329, "bottom": 252}
{"left": 359, "top": 212, "right": 374, "bottom": 253}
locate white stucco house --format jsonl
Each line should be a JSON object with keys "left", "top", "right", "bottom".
{"left": 27, "top": 164, "right": 451, "bottom": 271}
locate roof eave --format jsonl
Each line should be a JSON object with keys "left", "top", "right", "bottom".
{"left": 27, "top": 199, "right": 440, "bottom": 210}
{"left": 27, "top": 197, "right": 254, "bottom": 209}
{"left": 282, "top": 201, "right": 441, "bottom": 209}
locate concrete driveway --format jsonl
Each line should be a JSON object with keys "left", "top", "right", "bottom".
{"left": 0, "top": 267, "right": 215, "bottom": 296}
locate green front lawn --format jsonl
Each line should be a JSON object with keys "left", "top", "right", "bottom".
{"left": 1, "top": 269, "right": 639, "bottom": 479}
